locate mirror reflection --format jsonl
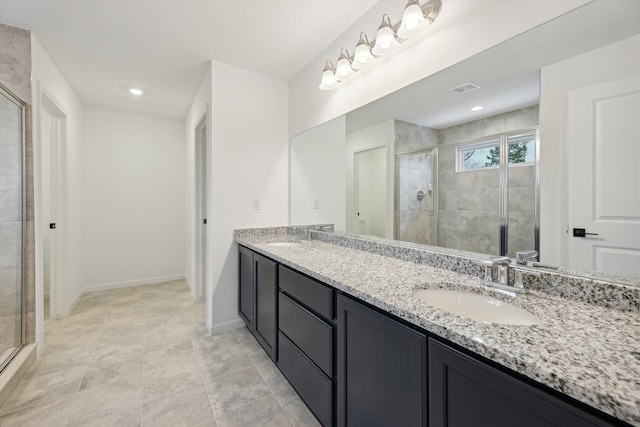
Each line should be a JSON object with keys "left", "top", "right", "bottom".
{"left": 290, "top": 2, "right": 640, "bottom": 280}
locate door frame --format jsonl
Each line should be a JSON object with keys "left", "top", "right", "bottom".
{"left": 34, "top": 82, "right": 69, "bottom": 348}
{"left": 348, "top": 143, "right": 393, "bottom": 238}
{"left": 194, "top": 113, "right": 208, "bottom": 300}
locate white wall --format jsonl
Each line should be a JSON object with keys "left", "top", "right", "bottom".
{"left": 345, "top": 120, "right": 395, "bottom": 237}
{"left": 207, "top": 61, "right": 289, "bottom": 334}
{"left": 81, "top": 106, "right": 186, "bottom": 289}
{"left": 290, "top": 116, "right": 346, "bottom": 231}
{"left": 289, "top": 0, "right": 589, "bottom": 136}
{"left": 184, "top": 65, "right": 212, "bottom": 297}
{"left": 539, "top": 34, "right": 640, "bottom": 265}
{"left": 31, "top": 35, "right": 85, "bottom": 349}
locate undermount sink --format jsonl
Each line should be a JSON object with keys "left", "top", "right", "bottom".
{"left": 414, "top": 288, "right": 540, "bottom": 326}
{"left": 266, "top": 242, "right": 303, "bottom": 248}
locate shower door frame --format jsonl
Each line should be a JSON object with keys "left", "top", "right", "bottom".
{"left": 0, "top": 83, "right": 27, "bottom": 373}
{"left": 394, "top": 148, "right": 438, "bottom": 244}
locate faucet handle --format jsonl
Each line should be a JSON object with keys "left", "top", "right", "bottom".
{"left": 513, "top": 266, "right": 541, "bottom": 290}
{"left": 516, "top": 250, "right": 539, "bottom": 265}
{"left": 474, "top": 257, "right": 510, "bottom": 281}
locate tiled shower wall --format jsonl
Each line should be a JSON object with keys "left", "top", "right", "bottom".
{"left": 436, "top": 106, "right": 539, "bottom": 255}
{"left": 0, "top": 23, "right": 34, "bottom": 349}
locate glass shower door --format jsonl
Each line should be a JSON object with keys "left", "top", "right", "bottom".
{"left": 396, "top": 151, "right": 434, "bottom": 244}
{"left": 0, "top": 85, "right": 24, "bottom": 372}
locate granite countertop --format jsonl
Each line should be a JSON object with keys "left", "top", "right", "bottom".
{"left": 235, "top": 230, "right": 640, "bottom": 426}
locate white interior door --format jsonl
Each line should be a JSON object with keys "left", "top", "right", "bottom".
{"left": 355, "top": 147, "right": 387, "bottom": 238}
{"left": 567, "top": 75, "right": 640, "bottom": 276}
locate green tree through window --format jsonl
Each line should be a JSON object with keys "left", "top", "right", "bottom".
{"left": 485, "top": 142, "right": 529, "bottom": 166}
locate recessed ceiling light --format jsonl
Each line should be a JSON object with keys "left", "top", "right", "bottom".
{"left": 129, "top": 88, "right": 143, "bottom": 96}
{"left": 470, "top": 105, "right": 484, "bottom": 112}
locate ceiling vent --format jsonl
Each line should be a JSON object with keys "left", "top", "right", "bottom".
{"left": 450, "top": 82, "right": 481, "bottom": 94}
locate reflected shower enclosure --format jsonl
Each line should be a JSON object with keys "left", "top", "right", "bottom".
{"left": 0, "top": 84, "right": 25, "bottom": 372}
{"left": 396, "top": 151, "right": 434, "bottom": 244}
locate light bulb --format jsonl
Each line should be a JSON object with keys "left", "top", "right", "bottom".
{"left": 322, "top": 71, "right": 335, "bottom": 86}
{"left": 398, "top": 1, "right": 429, "bottom": 38}
{"left": 319, "top": 60, "right": 340, "bottom": 90}
{"left": 373, "top": 15, "right": 399, "bottom": 56}
{"left": 378, "top": 28, "right": 393, "bottom": 49}
{"left": 403, "top": 5, "right": 422, "bottom": 30}
{"left": 337, "top": 60, "right": 350, "bottom": 78}
{"left": 129, "top": 88, "right": 143, "bottom": 96}
{"left": 355, "top": 46, "right": 370, "bottom": 64}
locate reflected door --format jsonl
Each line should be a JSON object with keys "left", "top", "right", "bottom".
{"left": 355, "top": 147, "right": 387, "bottom": 238}
{"left": 567, "top": 76, "right": 640, "bottom": 277}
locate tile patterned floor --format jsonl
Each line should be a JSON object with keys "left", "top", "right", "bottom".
{"left": 0, "top": 281, "right": 320, "bottom": 426}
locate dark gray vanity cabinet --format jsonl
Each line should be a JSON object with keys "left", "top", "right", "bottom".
{"left": 237, "top": 247, "right": 628, "bottom": 427}
{"left": 277, "top": 266, "right": 335, "bottom": 427}
{"left": 238, "top": 245, "right": 254, "bottom": 329}
{"left": 428, "top": 339, "right": 621, "bottom": 427}
{"left": 237, "top": 246, "right": 278, "bottom": 362}
{"left": 337, "top": 294, "right": 427, "bottom": 427}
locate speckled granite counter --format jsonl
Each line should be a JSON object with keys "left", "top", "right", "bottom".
{"left": 234, "top": 227, "right": 640, "bottom": 426}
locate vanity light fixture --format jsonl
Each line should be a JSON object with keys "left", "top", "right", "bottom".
{"left": 372, "top": 14, "right": 400, "bottom": 56}
{"left": 353, "top": 33, "right": 376, "bottom": 69}
{"left": 128, "top": 88, "right": 143, "bottom": 96}
{"left": 470, "top": 105, "right": 484, "bottom": 111}
{"left": 319, "top": 0, "right": 441, "bottom": 91}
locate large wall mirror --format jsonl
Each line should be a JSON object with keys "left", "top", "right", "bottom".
{"left": 290, "top": 2, "right": 640, "bottom": 281}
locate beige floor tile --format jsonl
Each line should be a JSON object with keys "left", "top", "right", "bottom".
{"left": 274, "top": 387, "right": 322, "bottom": 427}
{"left": 25, "top": 347, "right": 92, "bottom": 379}
{"left": 142, "top": 364, "right": 205, "bottom": 404}
{"left": 74, "top": 406, "right": 141, "bottom": 427}
{"left": 196, "top": 343, "right": 254, "bottom": 381}
{"left": 241, "top": 338, "right": 272, "bottom": 365}
{"left": 0, "top": 391, "right": 76, "bottom": 427}
{"left": 206, "top": 365, "right": 271, "bottom": 412}
{"left": 142, "top": 388, "right": 214, "bottom": 427}
{"left": 90, "top": 341, "right": 144, "bottom": 363}
{"left": 80, "top": 358, "right": 143, "bottom": 392}
{"left": 1, "top": 365, "right": 85, "bottom": 412}
{"left": 213, "top": 395, "right": 292, "bottom": 427}
{"left": 66, "top": 386, "right": 142, "bottom": 426}
{"left": 255, "top": 359, "right": 290, "bottom": 394}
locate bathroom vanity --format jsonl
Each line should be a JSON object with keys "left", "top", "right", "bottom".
{"left": 235, "top": 227, "right": 639, "bottom": 427}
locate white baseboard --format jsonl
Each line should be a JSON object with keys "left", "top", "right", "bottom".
{"left": 209, "top": 318, "right": 245, "bottom": 336}
{"left": 81, "top": 274, "right": 187, "bottom": 295}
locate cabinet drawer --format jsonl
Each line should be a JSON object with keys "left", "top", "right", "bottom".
{"left": 279, "top": 292, "right": 333, "bottom": 377}
{"left": 279, "top": 266, "right": 333, "bottom": 320}
{"left": 278, "top": 332, "right": 332, "bottom": 427}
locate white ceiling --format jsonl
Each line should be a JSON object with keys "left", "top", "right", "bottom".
{"left": 346, "top": 0, "right": 640, "bottom": 132}
{"left": 0, "top": 0, "right": 379, "bottom": 118}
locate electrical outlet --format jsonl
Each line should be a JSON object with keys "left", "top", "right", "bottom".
{"left": 313, "top": 198, "right": 320, "bottom": 209}
{"left": 253, "top": 198, "right": 261, "bottom": 210}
